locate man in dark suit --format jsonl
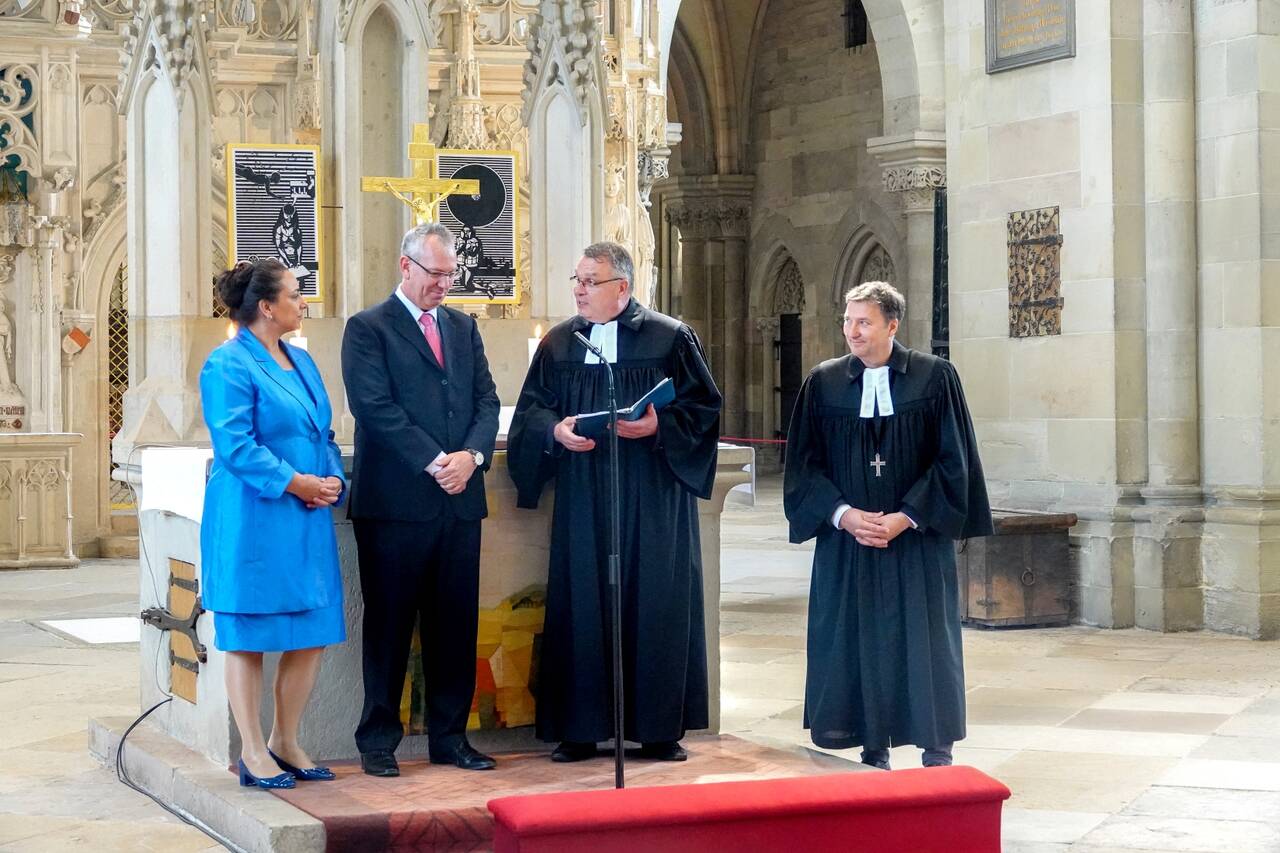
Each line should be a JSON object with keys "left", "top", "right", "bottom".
{"left": 341, "top": 222, "right": 500, "bottom": 776}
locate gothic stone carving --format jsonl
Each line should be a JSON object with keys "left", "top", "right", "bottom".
{"left": 521, "top": 0, "right": 607, "bottom": 122}
{"left": 773, "top": 258, "right": 805, "bottom": 316}
{"left": 883, "top": 165, "right": 946, "bottom": 193}
{"left": 0, "top": 64, "right": 40, "bottom": 178}
{"left": 859, "top": 244, "right": 895, "bottom": 285}
{"left": 119, "top": 0, "right": 213, "bottom": 109}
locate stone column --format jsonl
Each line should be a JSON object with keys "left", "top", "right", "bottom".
{"left": 867, "top": 133, "right": 946, "bottom": 352}
{"left": 716, "top": 204, "right": 749, "bottom": 437}
{"left": 1133, "top": 0, "right": 1203, "bottom": 632}
{"left": 754, "top": 317, "right": 780, "bottom": 469}
{"left": 664, "top": 202, "right": 711, "bottom": 336}
{"left": 25, "top": 213, "right": 65, "bottom": 432}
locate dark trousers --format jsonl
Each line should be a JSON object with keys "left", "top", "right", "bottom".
{"left": 353, "top": 513, "right": 481, "bottom": 756}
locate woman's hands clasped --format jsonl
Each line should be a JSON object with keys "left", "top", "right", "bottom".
{"left": 287, "top": 473, "right": 343, "bottom": 509}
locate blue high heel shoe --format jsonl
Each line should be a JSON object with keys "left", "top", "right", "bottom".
{"left": 269, "top": 749, "right": 336, "bottom": 782}
{"left": 238, "top": 758, "right": 296, "bottom": 789}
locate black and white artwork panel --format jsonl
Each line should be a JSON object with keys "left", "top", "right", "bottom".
{"left": 437, "top": 151, "right": 518, "bottom": 305}
{"left": 228, "top": 145, "right": 322, "bottom": 299}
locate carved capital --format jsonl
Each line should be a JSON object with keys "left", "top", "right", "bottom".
{"left": 714, "top": 203, "right": 750, "bottom": 239}
{"left": 883, "top": 165, "right": 946, "bottom": 194}
{"left": 755, "top": 316, "right": 780, "bottom": 337}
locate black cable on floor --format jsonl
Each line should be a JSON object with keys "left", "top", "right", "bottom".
{"left": 113, "top": 448, "right": 237, "bottom": 851}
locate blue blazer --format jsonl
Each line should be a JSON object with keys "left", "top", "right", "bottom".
{"left": 199, "top": 328, "right": 345, "bottom": 615}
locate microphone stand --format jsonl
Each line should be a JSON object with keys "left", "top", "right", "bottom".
{"left": 573, "top": 330, "right": 625, "bottom": 790}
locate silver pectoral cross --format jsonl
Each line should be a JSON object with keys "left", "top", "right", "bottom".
{"left": 870, "top": 453, "right": 887, "bottom": 478}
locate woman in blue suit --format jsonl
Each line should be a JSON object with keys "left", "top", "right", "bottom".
{"left": 201, "top": 259, "right": 345, "bottom": 789}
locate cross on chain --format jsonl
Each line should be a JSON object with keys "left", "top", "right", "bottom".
{"left": 870, "top": 453, "right": 887, "bottom": 478}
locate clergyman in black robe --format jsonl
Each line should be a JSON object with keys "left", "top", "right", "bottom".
{"left": 508, "top": 241, "right": 722, "bottom": 763}
{"left": 784, "top": 281, "right": 992, "bottom": 770}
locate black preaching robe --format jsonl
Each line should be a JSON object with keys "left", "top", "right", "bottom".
{"left": 508, "top": 298, "right": 722, "bottom": 744}
{"left": 783, "top": 341, "right": 992, "bottom": 751}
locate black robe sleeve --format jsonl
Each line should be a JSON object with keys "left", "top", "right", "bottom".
{"left": 783, "top": 370, "right": 846, "bottom": 544}
{"left": 507, "top": 341, "right": 561, "bottom": 509}
{"left": 901, "top": 361, "right": 994, "bottom": 539}
{"left": 655, "top": 325, "right": 722, "bottom": 500}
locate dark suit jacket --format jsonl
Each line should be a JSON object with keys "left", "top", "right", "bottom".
{"left": 341, "top": 294, "right": 500, "bottom": 522}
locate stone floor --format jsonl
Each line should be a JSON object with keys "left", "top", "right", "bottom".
{"left": 0, "top": 474, "right": 1278, "bottom": 851}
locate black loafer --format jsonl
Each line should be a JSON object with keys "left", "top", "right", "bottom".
{"left": 637, "top": 741, "right": 687, "bottom": 761}
{"left": 550, "top": 741, "right": 598, "bottom": 762}
{"left": 430, "top": 741, "right": 496, "bottom": 771}
{"left": 360, "top": 749, "right": 400, "bottom": 777}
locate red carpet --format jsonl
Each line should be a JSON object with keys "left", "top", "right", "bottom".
{"left": 267, "top": 735, "right": 861, "bottom": 851}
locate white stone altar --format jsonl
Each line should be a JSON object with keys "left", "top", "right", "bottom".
{"left": 133, "top": 443, "right": 752, "bottom": 766}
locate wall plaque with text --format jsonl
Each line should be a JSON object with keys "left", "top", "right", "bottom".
{"left": 986, "top": 0, "right": 1075, "bottom": 74}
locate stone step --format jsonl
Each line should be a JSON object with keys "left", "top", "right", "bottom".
{"left": 98, "top": 534, "right": 139, "bottom": 559}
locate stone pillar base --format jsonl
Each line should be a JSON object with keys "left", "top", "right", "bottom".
{"left": 1203, "top": 502, "right": 1280, "bottom": 640}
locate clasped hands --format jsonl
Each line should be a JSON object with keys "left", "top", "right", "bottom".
{"left": 839, "top": 508, "right": 913, "bottom": 548}
{"left": 433, "top": 450, "right": 477, "bottom": 496}
{"left": 287, "top": 474, "right": 343, "bottom": 509}
{"left": 553, "top": 404, "right": 658, "bottom": 453}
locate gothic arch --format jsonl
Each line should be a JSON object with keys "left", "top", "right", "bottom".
{"left": 330, "top": 0, "right": 435, "bottom": 316}
{"left": 79, "top": 203, "right": 128, "bottom": 533}
{"left": 666, "top": 23, "right": 716, "bottom": 176}
{"left": 662, "top": 0, "right": 945, "bottom": 143}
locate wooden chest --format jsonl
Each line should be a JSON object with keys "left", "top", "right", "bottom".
{"left": 957, "top": 510, "right": 1078, "bottom": 628}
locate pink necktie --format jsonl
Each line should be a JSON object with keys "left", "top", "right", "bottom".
{"left": 419, "top": 312, "right": 445, "bottom": 368}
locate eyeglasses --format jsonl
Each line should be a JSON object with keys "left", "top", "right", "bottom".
{"left": 569, "top": 274, "right": 626, "bottom": 290}
{"left": 406, "top": 254, "right": 463, "bottom": 284}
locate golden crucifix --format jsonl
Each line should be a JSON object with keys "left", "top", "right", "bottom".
{"left": 361, "top": 122, "right": 480, "bottom": 224}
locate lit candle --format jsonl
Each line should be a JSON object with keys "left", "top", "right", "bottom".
{"left": 527, "top": 323, "right": 543, "bottom": 365}
{"left": 225, "top": 322, "right": 236, "bottom": 340}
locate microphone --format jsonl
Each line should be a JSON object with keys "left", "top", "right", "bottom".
{"left": 574, "top": 330, "right": 607, "bottom": 361}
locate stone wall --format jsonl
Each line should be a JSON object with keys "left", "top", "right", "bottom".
{"left": 746, "top": 0, "right": 903, "bottom": 441}
{"left": 944, "top": 0, "right": 1141, "bottom": 628}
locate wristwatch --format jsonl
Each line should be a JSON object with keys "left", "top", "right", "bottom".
{"left": 465, "top": 448, "right": 484, "bottom": 467}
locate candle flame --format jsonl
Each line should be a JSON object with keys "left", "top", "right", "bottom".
{"left": 225, "top": 322, "right": 236, "bottom": 340}
{"left": 534, "top": 323, "right": 543, "bottom": 338}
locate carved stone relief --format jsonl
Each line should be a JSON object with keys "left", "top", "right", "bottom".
{"left": 859, "top": 245, "right": 895, "bottom": 285}
{"left": 0, "top": 63, "right": 40, "bottom": 179}
{"left": 773, "top": 258, "right": 805, "bottom": 316}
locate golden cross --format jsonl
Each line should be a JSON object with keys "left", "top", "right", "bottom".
{"left": 360, "top": 122, "right": 480, "bottom": 225}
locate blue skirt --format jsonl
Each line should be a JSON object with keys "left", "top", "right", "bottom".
{"left": 213, "top": 600, "right": 347, "bottom": 653}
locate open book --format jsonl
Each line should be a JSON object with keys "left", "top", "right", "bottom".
{"left": 573, "top": 377, "right": 675, "bottom": 439}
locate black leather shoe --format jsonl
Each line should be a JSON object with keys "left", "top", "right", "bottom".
{"left": 637, "top": 741, "right": 687, "bottom": 761}
{"left": 550, "top": 741, "right": 598, "bottom": 762}
{"left": 360, "top": 749, "right": 400, "bottom": 777}
{"left": 860, "top": 748, "right": 891, "bottom": 771}
{"left": 430, "top": 741, "right": 496, "bottom": 771}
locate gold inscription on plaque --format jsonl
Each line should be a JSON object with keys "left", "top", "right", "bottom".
{"left": 997, "top": 0, "right": 1068, "bottom": 55}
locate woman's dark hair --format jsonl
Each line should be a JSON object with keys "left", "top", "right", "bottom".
{"left": 214, "top": 259, "right": 288, "bottom": 325}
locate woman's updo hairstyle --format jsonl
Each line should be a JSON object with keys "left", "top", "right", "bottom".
{"left": 214, "top": 258, "right": 287, "bottom": 325}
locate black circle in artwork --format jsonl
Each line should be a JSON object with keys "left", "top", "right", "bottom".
{"left": 445, "top": 164, "right": 505, "bottom": 227}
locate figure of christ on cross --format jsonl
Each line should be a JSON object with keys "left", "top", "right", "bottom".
{"left": 361, "top": 122, "right": 480, "bottom": 225}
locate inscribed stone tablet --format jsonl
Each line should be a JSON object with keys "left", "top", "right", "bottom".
{"left": 986, "top": 0, "right": 1075, "bottom": 73}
